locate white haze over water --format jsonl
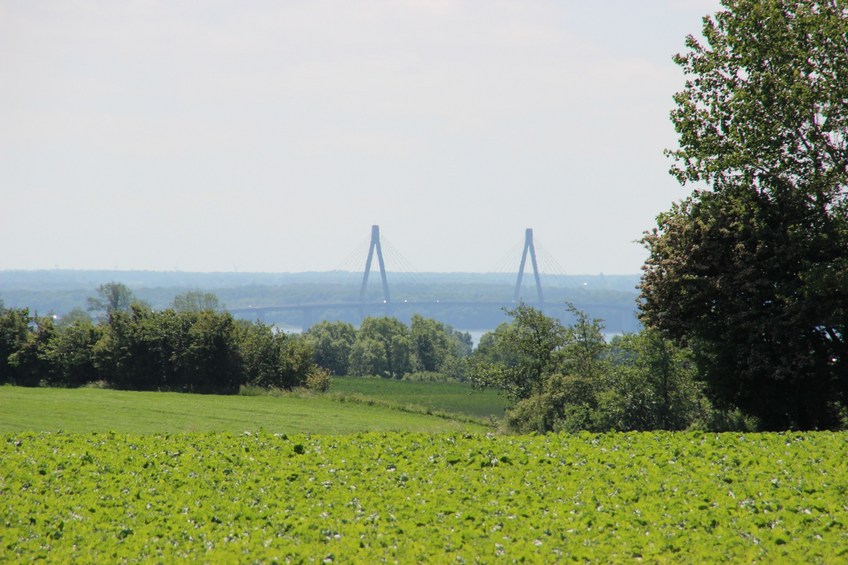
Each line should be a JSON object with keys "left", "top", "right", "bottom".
{"left": 0, "top": 0, "right": 721, "bottom": 274}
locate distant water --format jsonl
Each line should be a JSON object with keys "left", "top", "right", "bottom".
{"left": 462, "top": 330, "right": 625, "bottom": 346}
{"left": 282, "top": 327, "right": 625, "bottom": 346}
{"left": 464, "top": 330, "right": 488, "bottom": 347}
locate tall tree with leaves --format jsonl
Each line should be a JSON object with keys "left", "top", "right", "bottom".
{"left": 352, "top": 317, "right": 413, "bottom": 379}
{"left": 304, "top": 321, "right": 356, "bottom": 375}
{"left": 640, "top": 0, "right": 848, "bottom": 429}
{"left": 87, "top": 282, "right": 137, "bottom": 318}
{"left": 0, "top": 307, "right": 31, "bottom": 384}
{"left": 409, "top": 314, "right": 454, "bottom": 373}
{"left": 470, "top": 304, "right": 567, "bottom": 402}
{"left": 171, "top": 291, "right": 222, "bottom": 313}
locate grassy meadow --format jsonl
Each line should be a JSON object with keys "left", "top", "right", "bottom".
{"left": 329, "top": 376, "right": 509, "bottom": 420}
{"left": 0, "top": 384, "right": 496, "bottom": 434}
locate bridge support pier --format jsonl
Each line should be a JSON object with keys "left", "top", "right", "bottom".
{"left": 359, "top": 225, "right": 391, "bottom": 319}
{"left": 514, "top": 228, "right": 544, "bottom": 304}
{"left": 360, "top": 225, "right": 391, "bottom": 303}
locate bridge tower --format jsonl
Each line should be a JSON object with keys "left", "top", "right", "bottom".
{"left": 514, "top": 228, "right": 544, "bottom": 304}
{"left": 359, "top": 225, "right": 391, "bottom": 305}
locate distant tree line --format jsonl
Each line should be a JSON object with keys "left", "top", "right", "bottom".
{"left": 0, "top": 283, "right": 479, "bottom": 393}
{"left": 0, "top": 284, "right": 326, "bottom": 394}
{"left": 3, "top": 271, "right": 843, "bottom": 434}
{"left": 302, "top": 315, "right": 473, "bottom": 381}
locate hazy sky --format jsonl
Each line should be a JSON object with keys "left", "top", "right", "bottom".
{"left": 1, "top": 0, "right": 721, "bottom": 274}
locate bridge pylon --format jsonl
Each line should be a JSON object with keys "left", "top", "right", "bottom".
{"left": 514, "top": 228, "right": 544, "bottom": 304}
{"left": 359, "top": 225, "right": 391, "bottom": 309}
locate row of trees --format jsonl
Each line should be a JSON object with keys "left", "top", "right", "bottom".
{"left": 0, "top": 282, "right": 475, "bottom": 391}
{"left": 303, "top": 315, "right": 473, "bottom": 380}
{"left": 0, "top": 286, "right": 323, "bottom": 394}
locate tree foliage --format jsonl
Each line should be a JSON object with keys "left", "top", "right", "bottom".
{"left": 0, "top": 307, "right": 31, "bottom": 384}
{"left": 600, "top": 331, "right": 709, "bottom": 432}
{"left": 409, "top": 314, "right": 472, "bottom": 374}
{"left": 41, "top": 318, "right": 103, "bottom": 387}
{"left": 0, "top": 290, "right": 322, "bottom": 394}
{"left": 304, "top": 321, "right": 357, "bottom": 376}
{"left": 472, "top": 305, "right": 711, "bottom": 433}
{"left": 303, "top": 315, "right": 472, "bottom": 381}
{"left": 410, "top": 314, "right": 453, "bottom": 373}
{"left": 7, "top": 315, "right": 55, "bottom": 387}
{"left": 471, "top": 304, "right": 567, "bottom": 402}
{"left": 641, "top": 0, "right": 848, "bottom": 430}
{"left": 87, "top": 282, "right": 137, "bottom": 317}
{"left": 352, "top": 317, "right": 413, "bottom": 379}
{"left": 496, "top": 305, "right": 612, "bottom": 433}
{"left": 171, "top": 290, "right": 222, "bottom": 313}
{"left": 237, "top": 322, "right": 316, "bottom": 390}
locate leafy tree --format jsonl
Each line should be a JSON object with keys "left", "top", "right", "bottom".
{"left": 304, "top": 321, "right": 356, "bottom": 375}
{"left": 409, "top": 314, "right": 454, "bottom": 372}
{"left": 87, "top": 282, "right": 137, "bottom": 318}
{"left": 277, "top": 334, "right": 316, "bottom": 389}
{"left": 42, "top": 318, "right": 103, "bottom": 387}
{"left": 502, "top": 306, "right": 610, "bottom": 433}
{"left": 58, "top": 307, "right": 92, "bottom": 327}
{"left": 641, "top": 0, "right": 848, "bottom": 430}
{"left": 7, "top": 315, "right": 55, "bottom": 387}
{"left": 470, "top": 304, "right": 567, "bottom": 401}
{"left": 0, "top": 307, "right": 31, "bottom": 384}
{"left": 237, "top": 323, "right": 317, "bottom": 390}
{"left": 172, "top": 291, "right": 222, "bottom": 313}
{"left": 348, "top": 337, "right": 383, "bottom": 377}
{"left": 354, "top": 317, "right": 413, "bottom": 379}
{"left": 473, "top": 323, "right": 514, "bottom": 366}
{"left": 236, "top": 321, "right": 280, "bottom": 387}
{"left": 450, "top": 329, "right": 474, "bottom": 358}
{"left": 102, "top": 305, "right": 176, "bottom": 391}
{"left": 181, "top": 310, "right": 242, "bottom": 393}
{"left": 599, "top": 331, "right": 708, "bottom": 431}
{"left": 474, "top": 305, "right": 714, "bottom": 433}
{"left": 560, "top": 307, "right": 609, "bottom": 382}
{"left": 435, "top": 355, "right": 469, "bottom": 382}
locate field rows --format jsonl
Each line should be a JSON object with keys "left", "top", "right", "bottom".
{"left": 2, "top": 431, "right": 847, "bottom": 562}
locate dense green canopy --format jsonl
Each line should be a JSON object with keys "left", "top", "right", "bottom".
{"left": 641, "top": 0, "right": 848, "bottom": 429}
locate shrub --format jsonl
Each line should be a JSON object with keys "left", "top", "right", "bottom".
{"left": 402, "top": 371, "right": 451, "bottom": 383}
{"left": 306, "top": 367, "right": 332, "bottom": 393}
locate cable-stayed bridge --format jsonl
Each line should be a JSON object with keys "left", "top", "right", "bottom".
{"left": 227, "top": 225, "right": 639, "bottom": 331}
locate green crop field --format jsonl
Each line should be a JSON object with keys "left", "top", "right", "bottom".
{"left": 329, "top": 376, "right": 510, "bottom": 420}
{"left": 0, "top": 386, "right": 491, "bottom": 435}
{"left": 2, "top": 431, "right": 846, "bottom": 562}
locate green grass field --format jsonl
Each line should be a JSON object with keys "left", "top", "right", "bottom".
{"left": 329, "top": 376, "right": 509, "bottom": 419}
{"left": 0, "top": 386, "right": 493, "bottom": 434}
